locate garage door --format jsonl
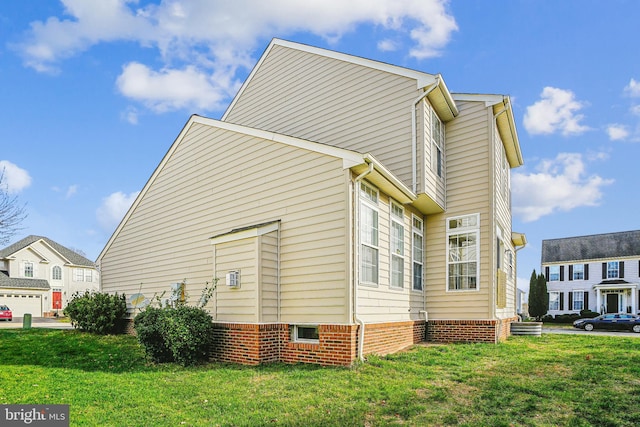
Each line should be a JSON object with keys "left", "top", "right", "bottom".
{"left": 0, "top": 293, "right": 43, "bottom": 317}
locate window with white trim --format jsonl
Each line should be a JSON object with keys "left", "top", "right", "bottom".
{"left": 24, "top": 262, "right": 34, "bottom": 278}
{"left": 431, "top": 110, "right": 444, "bottom": 178}
{"left": 549, "top": 291, "right": 560, "bottom": 311}
{"left": 607, "top": 261, "right": 619, "bottom": 279}
{"left": 412, "top": 216, "right": 424, "bottom": 291}
{"left": 549, "top": 265, "right": 560, "bottom": 282}
{"left": 447, "top": 214, "right": 479, "bottom": 291}
{"left": 85, "top": 269, "right": 93, "bottom": 282}
{"left": 293, "top": 325, "right": 319, "bottom": 343}
{"left": 73, "top": 268, "right": 84, "bottom": 282}
{"left": 572, "top": 291, "right": 584, "bottom": 311}
{"left": 572, "top": 264, "right": 584, "bottom": 280}
{"left": 360, "top": 182, "right": 379, "bottom": 285}
{"left": 390, "top": 201, "right": 404, "bottom": 288}
{"left": 52, "top": 266, "right": 62, "bottom": 281}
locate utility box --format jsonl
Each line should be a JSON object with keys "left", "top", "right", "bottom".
{"left": 23, "top": 313, "right": 32, "bottom": 329}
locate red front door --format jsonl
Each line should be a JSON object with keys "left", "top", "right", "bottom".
{"left": 52, "top": 291, "right": 62, "bottom": 310}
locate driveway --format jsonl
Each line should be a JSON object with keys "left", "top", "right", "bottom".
{"left": 0, "top": 317, "right": 74, "bottom": 329}
{"left": 543, "top": 326, "right": 640, "bottom": 337}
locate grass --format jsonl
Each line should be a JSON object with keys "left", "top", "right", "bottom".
{"left": 1, "top": 330, "right": 640, "bottom": 426}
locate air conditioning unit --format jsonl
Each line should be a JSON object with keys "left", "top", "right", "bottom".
{"left": 226, "top": 270, "right": 240, "bottom": 287}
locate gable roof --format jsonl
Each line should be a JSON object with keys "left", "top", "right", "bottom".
{"left": 97, "top": 115, "right": 417, "bottom": 262}
{"left": 0, "top": 235, "right": 96, "bottom": 267}
{"left": 222, "top": 38, "right": 459, "bottom": 123}
{"left": 541, "top": 230, "right": 640, "bottom": 264}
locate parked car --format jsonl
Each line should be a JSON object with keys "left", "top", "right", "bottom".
{"left": 573, "top": 313, "right": 640, "bottom": 333}
{"left": 0, "top": 305, "right": 12, "bottom": 321}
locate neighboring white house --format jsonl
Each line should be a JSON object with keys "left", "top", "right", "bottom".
{"left": 542, "top": 230, "right": 640, "bottom": 316}
{"left": 0, "top": 235, "right": 99, "bottom": 317}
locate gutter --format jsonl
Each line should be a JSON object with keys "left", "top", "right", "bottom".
{"left": 411, "top": 75, "right": 441, "bottom": 193}
{"left": 353, "top": 161, "right": 374, "bottom": 362}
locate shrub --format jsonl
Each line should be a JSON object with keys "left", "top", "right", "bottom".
{"left": 64, "top": 291, "right": 127, "bottom": 335}
{"left": 134, "top": 306, "right": 214, "bottom": 366}
{"left": 133, "top": 307, "right": 173, "bottom": 363}
{"left": 580, "top": 309, "right": 600, "bottom": 318}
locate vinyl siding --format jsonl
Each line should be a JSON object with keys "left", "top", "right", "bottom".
{"left": 494, "top": 123, "right": 517, "bottom": 318}
{"left": 425, "top": 101, "right": 492, "bottom": 320}
{"left": 224, "top": 44, "right": 419, "bottom": 187}
{"left": 100, "top": 122, "right": 350, "bottom": 324}
{"left": 215, "top": 239, "right": 257, "bottom": 322}
{"left": 356, "top": 189, "right": 426, "bottom": 322}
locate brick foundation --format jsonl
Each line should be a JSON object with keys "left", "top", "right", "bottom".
{"left": 426, "top": 317, "right": 518, "bottom": 344}
{"left": 210, "top": 320, "right": 426, "bottom": 366}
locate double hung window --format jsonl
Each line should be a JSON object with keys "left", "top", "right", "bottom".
{"left": 390, "top": 201, "right": 404, "bottom": 288}
{"left": 360, "top": 182, "right": 379, "bottom": 285}
{"left": 412, "top": 216, "right": 424, "bottom": 291}
{"left": 447, "top": 214, "right": 479, "bottom": 291}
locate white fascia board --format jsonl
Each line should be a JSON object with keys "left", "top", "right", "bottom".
{"left": 222, "top": 37, "right": 438, "bottom": 121}
{"left": 270, "top": 39, "right": 438, "bottom": 89}
{"left": 210, "top": 222, "right": 280, "bottom": 245}
{"left": 38, "top": 239, "right": 72, "bottom": 265}
{"left": 192, "top": 116, "right": 364, "bottom": 169}
{"left": 362, "top": 154, "right": 417, "bottom": 203}
{"left": 452, "top": 93, "right": 505, "bottom": 107}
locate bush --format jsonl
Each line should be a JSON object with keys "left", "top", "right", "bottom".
{"left": 64, "top": 291, "right": 127, "bottom": 334}
{"left": 580, "top": 309, "right": 600, "bottom": 318}
{"left": 133, "top": 307, "right": 173, "bottom": 363}
{"left": 134, "top": 306, "right": 214, "bottom": 366}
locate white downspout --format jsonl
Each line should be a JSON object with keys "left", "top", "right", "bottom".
{"left": 411, "top": 75, "right": 441, "bottom": 193}
{"left": 354, "top": 162, "right": 374, "bottom": 361}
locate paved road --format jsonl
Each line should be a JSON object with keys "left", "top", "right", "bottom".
{"left": 543, "top": 326, "right": 640, "bottom": 337}
{"left": 0, "top": 317, "right": 74, "bottom": 329}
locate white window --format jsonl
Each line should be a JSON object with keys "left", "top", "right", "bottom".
{"left": 447, "top": 214, "right": 479, "bottom": 291}
{"left": 549, "top": 265, "right": 560, "bottom": 281}
{"left": 85, "top": 269, "right": 93, "bottom": 282}
{"left": 52, "top": 266, "right": 62, "bottom": 281}
{"left": 412, "top": 216, "right": 424, "bottom": 291}
{"left": 24, "top": 262, "right": 34, "bottom": 278}
{"left": 607, "top": 261, "right": 619, "bottom": 279}
{"left": 572, "top": 292, "right": 584, "bottom": 311}
{"left": 431, "top": 110, "right": 444, "bottom": 178}
{"left": 549, "top": 291, "right": 560, "bottom": 311}
{"left": 73, "top": 268, "right": 84, "bottom": 282}
{"left": 360, "top": 182, "right": 379, "bottom": 285}
{"left": 293, "top": 325, "right": 319, "bottom": 343}
{"left": 572, "top": 264, "right": 584, "bottom": 280}
{"left": 390, "top": 201, "right": 404, "bottom": 288}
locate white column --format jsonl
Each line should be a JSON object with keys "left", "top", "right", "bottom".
{"left": 633, "top": 286, "right": 637, "bottom": 315}
{"left": 596, "top": 289, "right": 602, "bottom": 314}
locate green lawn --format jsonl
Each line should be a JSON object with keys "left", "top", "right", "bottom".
{"left": 1, "top": 329, "right": 639, "bottom": 426}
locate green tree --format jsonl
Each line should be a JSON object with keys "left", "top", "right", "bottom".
{"left": 528, "top": 269, "right": 549, "bottom": 321}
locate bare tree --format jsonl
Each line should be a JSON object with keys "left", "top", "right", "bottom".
{"left": 0, "top": 171, "right": 27, "bottom": 246}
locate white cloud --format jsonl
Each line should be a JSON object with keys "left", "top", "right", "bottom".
{"left": 625, "top": 78, "right": 640, "bottom": 97}
{"left": 96, "top": 190, "right": 140, "bottom": 231}
{"left": 17, "top": 0, "right": 457, "bottom": 112}
{"left": 65, "top": 184, "right": 78, "bottom": 199}
{"left": 378, "top": 39, "right": 398, "bottom": 52}
{"left": 606, "top": 124, "right": 629, "bottom": 141}
{"left": 0, "top": 160, "right": 32, "bottom": 194}
{"left": 523, "top": 87, "right": 590, "bottom": 136}
{"left": 512, "top": 153, "right": 613, "bottom": 222}
{"left": 116, "top": 62, "right": 232, "bottom": 112}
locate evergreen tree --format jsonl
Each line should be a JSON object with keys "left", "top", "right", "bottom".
{"left": 528, "top": 269, "right": 549, "bottom": 321}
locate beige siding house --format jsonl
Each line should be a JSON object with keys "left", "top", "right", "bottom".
{"left": 98, "top": 39, "right": 525, "bottom": 365}
{"left": 0, "top": 235, "right": 99, "bottom": 317}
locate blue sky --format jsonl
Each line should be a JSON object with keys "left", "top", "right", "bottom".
{"left": 1, "top": 0, "right": 639, "bottom": 292}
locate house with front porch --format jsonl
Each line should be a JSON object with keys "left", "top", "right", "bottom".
{"left": 541, "top": 230, "right": 640, "bottom": 316}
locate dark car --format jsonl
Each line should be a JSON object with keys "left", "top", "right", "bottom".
{"left": 573, "top": 313, "right": 640, "bottom": 333}
{"left": 0, "top": 305, "right": 12, "bottom": 321}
